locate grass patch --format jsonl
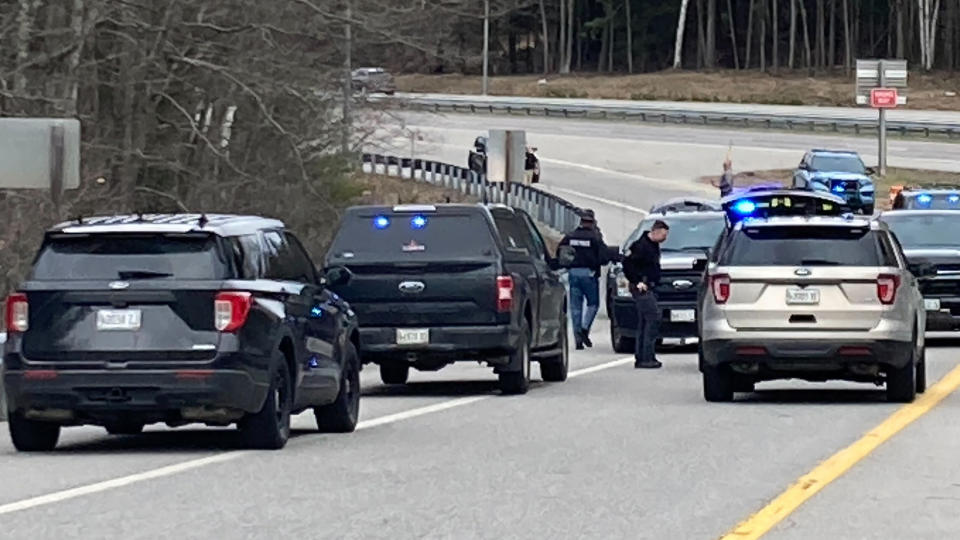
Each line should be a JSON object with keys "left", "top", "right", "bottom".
{"left": 396, "top": 70, "right": 960, "bottom": 111}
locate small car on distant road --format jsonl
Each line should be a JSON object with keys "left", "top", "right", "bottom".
{"left": 352, "top": 67, "right": 396, "bottom": 95}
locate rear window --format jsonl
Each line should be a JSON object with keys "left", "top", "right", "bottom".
{"left": 30, "top": 233, "right": 232, "bottom": 281}
{"left": 719, "top": 226, "right": 888, "bottom": 267}
{"left": 326, "top": 211, "right": 497, "bottom": 262}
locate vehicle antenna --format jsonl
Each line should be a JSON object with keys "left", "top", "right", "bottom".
{"left": 198, "top": 213, "right": 209, "bottom": 228}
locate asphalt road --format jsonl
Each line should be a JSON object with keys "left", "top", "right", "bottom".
{"left": 3, "top": 114, "right": 960, "bottom": 539}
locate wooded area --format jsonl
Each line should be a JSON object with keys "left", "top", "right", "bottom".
{"left": 406, "top": 1, "right": 959, "bottom": 75}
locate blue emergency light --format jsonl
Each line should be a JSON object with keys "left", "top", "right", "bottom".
{"left": 411, "top": 215, "right": 427, "bottom": 229}
{"left": 373, "top": 215, "right": 390, "bottom": 229}
{"left": 733, "top": 200, "right": 756, "bottom": 215}
{"left": 917, "top": 193, "right": 933, "bottom": 205}
{"left": 832, "top": 184, "right": 846, "bottom": 193}
{"left": 950, "top": 194, "right": 960, "bottom": 204}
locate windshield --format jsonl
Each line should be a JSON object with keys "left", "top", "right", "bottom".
{"left": 720, "top": 226, "right": 887, "bottom": 266}
{"left": 624, "top": 216, "right": 726, "bottom": 253}
{"left": 810, "top": 155, "right": 866, "bottom": 174}
{"left": 326, "top": 211, "right": 497, "bottom": 263}
{"left": 30, "top": 233, "right": 232, "bottom": 280}
{"left": 882, "top": 213, "right": 960, "bottom": 248}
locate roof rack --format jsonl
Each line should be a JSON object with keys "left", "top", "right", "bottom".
{"left": 649, "top": 197, "right": 722, "bottom": 214}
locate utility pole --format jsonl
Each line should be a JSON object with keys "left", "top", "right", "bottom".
{"left": 878, "top": 59, "right": 887, "bottom": 176}
{"left": 342, "top": 0, "right": 352, "bottom": 154}
{"left": 482, "top": 0, "right": 490, "bottom": 95}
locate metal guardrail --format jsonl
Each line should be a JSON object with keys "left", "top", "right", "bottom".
{"left": 377, "top": 95, "right": 960, "bottom": 139}
{"left": 361, "top": 153, "right": 582, "bottom": 233}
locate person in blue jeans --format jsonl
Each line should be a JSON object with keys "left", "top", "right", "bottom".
{"left": 557, "top": 209, "right": 610, "bottom": 350}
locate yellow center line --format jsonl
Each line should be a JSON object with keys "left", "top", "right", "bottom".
{"left": 719, "top": 363, "right": 960, "bottom": 540}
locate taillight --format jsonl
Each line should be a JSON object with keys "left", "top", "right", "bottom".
{"left": 711, "top": 274, "right": 731, "bottom": 304}
{"left": 215, "top": 292, "right": 253, "bottom": 332}
{"left": 5, "top": 293, "right": 28, "bottom": 333}
{"left": 877, "top": 274, "right": 900, "bottom": 305}
{"left": 496, "top": 276, "right": 514, "bottom": 312}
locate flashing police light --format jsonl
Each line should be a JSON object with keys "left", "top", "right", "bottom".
{"left": 949, "top": 194, "right": 960, "bottom": 204}
{"left": 411, "top": 215, "right": 427, "bottom": 229}
{"left": 373, "top": 215, "right": 390, "bottom": 229}
{"left": 733, "top": 200, "right": 756, "bottom": 215}
{"left": 917, "top": 193, "right": 933, "bottom": 205}
{"left": 832, "top": 184, "right": 846, "bottom": 193}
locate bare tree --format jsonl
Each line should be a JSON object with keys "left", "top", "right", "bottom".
{"left": 625, "top": 0, "right": 634, "bottom": 73}
{"left": 726, "top": 0, "right": 740, "bottom": 69}
{"left": 674, "top": 0, "right": 692, "bottom": 68}
{"left": 789, "top": 0, "right": 797, "bottom": 68}
{"left": 539, "top": 0, "right": 550, "bottom": 73}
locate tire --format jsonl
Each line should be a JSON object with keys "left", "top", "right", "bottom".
{"left": 886, "top": 348, "right": 917, "bottom": 404}
{"left": 541, "top": 312, "right": 569, "bottom": 383}
{"left": 703, "top": 366, "right": 734, "bottom": 402}
{"left": 380, "top": 362, "right": 409, "bottom": 385}
{"left": 863, "top": 204, "right": 875, "bottom": 216}
{"left": 240, "top": 354, "right": 292, "bottom": 450}
{"left": 105, "top": 420, "right": 145, "bottom": 436}
{"left": 499, "top": 326, "right": 531, "bottom": 395}
{"left": 610, "top": 324, "right": 634, "bottom": 354}
{"left": 732, "top": 377, "right": 756, "bottom": 393}
{"left": 315, "top": 343, "right": 361, "bottom": 433}
{"left": 916, "top": 344, "right": 927, "bottom": 395}
{"left": 9, "top": 413, "right": 60, "bottom": 452}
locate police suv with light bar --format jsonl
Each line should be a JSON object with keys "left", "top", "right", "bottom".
{"left": 3, "top": 214, "right": 361, "bottom": 451}
{"left": 325, "top": 204, "right": 569, "bottom": 395}
{"left": 792, "top": 149, "right": 876, "bottom": 215}
{"left": 891, "top": 186, "right": 960, "bottom": 210}
{"left": 697, "top": 190, "right": 927, "bottom": 403}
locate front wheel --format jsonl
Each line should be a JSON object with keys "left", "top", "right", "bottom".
{"left": 499, "top": 327, "right": 531, "bottom": 395}
{"left": 239, "top": 354, "right": 292, "bottom": 450}
{"left": 9, "top": 413, "right": 60, "bottom": 452}
{"left": 315, "top": 343, "right": 361, "bottom": 433}
{"left": 862, "top": 204, "right": 875, "bottom": 216}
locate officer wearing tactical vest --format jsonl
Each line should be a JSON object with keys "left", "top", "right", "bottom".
{"left": 557, "top": 209, "right": 610, "bottom": 350}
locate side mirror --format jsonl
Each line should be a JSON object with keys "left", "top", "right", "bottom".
{"left": 798, "top": 163, "right": 808, "bottom": 170}
{"left": 322, "top": 266, "right": 353, "bottom": 287}
{"left": 866, "top": 166, "right": 877, "bottom": 175}
{"left": 909, "top": 262, "right": 937, "bottom": 278}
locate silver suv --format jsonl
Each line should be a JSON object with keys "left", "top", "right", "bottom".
{"left": 698, "top": 215, "right": 928, "bottom": 403}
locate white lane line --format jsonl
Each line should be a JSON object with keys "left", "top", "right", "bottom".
{"left": 545, "top": 186, "right": 649, "bottom": 215}
{"left": 0, "top": 356, "right": 634, "bottom": 516}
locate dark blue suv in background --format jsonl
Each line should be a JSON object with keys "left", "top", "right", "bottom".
{"left": 793, "top": 149, "right": 876, "bottom": 215}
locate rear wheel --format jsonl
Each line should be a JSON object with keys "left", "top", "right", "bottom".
{"left": 315, "top": 343, "right": 361, "bottom": 433}
{"left": 380, "top": 362, "right": 409, "bottom": 385}
{"left": 886, "top": 347, "right": 917, "bottom": 404}
{"left": 703, "top": 366, "right": 734, "bottom": 402}
{"left": 240, "top": 354, "right": 292, "bottom": 450}
{"left": 499, "top": 327, "right": 531, "bottom": 395}
{"left": 9, "top": 413, "right": 60, "bottom": 452}
{"left": 541, "top": 312, "right": 569, "bottom": 383}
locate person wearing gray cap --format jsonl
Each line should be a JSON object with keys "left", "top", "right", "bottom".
{"left": 557, "top": 209, "right": 609, "bottom": 350}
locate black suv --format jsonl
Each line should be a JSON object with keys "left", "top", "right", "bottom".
{"left": 606, "top": 199, "right": 726, "bottom": 353}
{"left": 325, "top": 204, "right": 568, "bottom": 394}
{"left": 3, "top": 214, "right": 361, "bottom": 451}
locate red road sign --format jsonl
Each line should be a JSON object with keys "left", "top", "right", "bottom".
{"left": 870, "top": 88, "right": 899, "bottom": 108}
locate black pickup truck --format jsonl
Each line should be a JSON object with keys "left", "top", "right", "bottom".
{"left": 324, "top": 204, "right": 568, "bottom": 394}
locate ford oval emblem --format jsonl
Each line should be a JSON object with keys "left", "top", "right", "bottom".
{"left": 794, "top": 268, "right": 812, "bottom": 277}
{"left": 672, "top": 279, "right": 693, "bottom": 289}
{"left": 109, "top": 281, "right": 130, "bottom": 290}
{"left": 398, "top": 281, "right": 425, "bottom": 294}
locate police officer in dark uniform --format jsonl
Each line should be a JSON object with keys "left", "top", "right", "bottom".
{"left": 557, "top": 209, "right": 609, "bottom": 350}
{"left": 622, "top": 220, "right": 670, "bottom": 369}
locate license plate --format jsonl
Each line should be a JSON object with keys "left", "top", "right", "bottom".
{"left": 396, "top": 328, "right": 429, "bottom": 346}
{"left": 786, "top": 288, "right": 820, "bottom": 305}
{"left": 670, "top": 309, "right": 695, "bottom": 322}
{"left": 96, "top": 309, "right": 142, "bottom": 331}
{"left": 925, "top": 298, "right": 942, "bottom": 311}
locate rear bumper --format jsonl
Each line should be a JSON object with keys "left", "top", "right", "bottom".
{"left": 3, "top": 368, "right": 268, "bottom": 422}
{"left": 359, "top": 325, "right": 519, "bottom": 362}
{"left": 611, "top": 297, "right": 699, "bottom": 339}
{"left": 701, "top": 339, "right": 914, "bottom": 371}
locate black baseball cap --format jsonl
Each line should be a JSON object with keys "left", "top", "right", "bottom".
{"left": 578, "top": 208, "right": 596, "bottom": 221}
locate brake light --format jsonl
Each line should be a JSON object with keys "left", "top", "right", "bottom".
{"left": 5, "top": 293, "right": 28, "bottom": 333}
{"left": 215, "top": 292, "right": 253, "bottom": 332}
{"left": 877, "top": 274, "right": 900, "bottom": 305}
{"left": 711, "top": 274, "right": 731, "bottom": 304}
{"left": 496, "top": 276, "right": 514, "bottom": 312}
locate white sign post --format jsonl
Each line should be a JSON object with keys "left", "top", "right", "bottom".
{"left": 856, "top": 59, "right": 907, "bottom": 176}
{"left": 486, "top": 129, "right": 526, "bottom": 192}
